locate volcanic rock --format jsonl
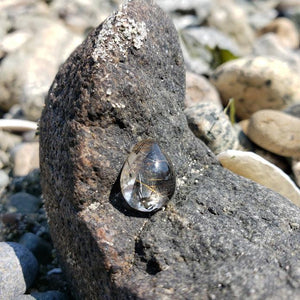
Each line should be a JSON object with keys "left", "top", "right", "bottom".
{"left": 40, "top": 1, "right": 300, "bottom": 299}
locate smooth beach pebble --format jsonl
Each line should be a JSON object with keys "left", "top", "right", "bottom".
{"left": 185, "top": 71, "right": 223, "bottom": 109}
{"left": 19, "top": 232, "right": 53, "bottom": 264}
{"left": 8, "top": 192, "right": 41, "bottom": 214}
{"left": 0, "top": 242, "right": 38, "bottom": 299}
{"left": 257, "top": 17, "right": 299, "bottom": 49}
{"left": 217, "top": 149, "right": 300, "bottom": 206}
{"left": 252, "top": 33, "right": 300, "bottom": 72}
{"left": 244, "top": 109, "right": 300, "bottom": 158}
{"left": 11, "top": 142, "right": 40, "bottom": 176}
{"left": 210, "top": 56, "right": 300, "bottom": 119}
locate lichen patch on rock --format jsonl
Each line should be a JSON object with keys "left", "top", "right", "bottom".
{"left": 92, "top": 3, "right": 147, "bottom": 62}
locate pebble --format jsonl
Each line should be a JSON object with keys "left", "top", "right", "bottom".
{"left": 0, "top": 130, "right": 22, "bottom": 152}
{"left": 0, "top": 242, "right": 38, "bottom": 299}
{"left": 244, "top": 109, "right": 300, "bottom": 158}
{"left": 0, "top": 30, "right": 31, "bottom": 54}
{"left": 252, "top": 33, "right": 300, "bottom": 72}
{"left": 0, "top": 149, "right": 10, "bottom": 169}
{"left": 15, "top": 290, "right": 68, "bottom": 300}
{"left": 157, "top": 0, "right": 211, "bottom": 19}
{"left": 0, "top": 169, "right": 9, "bottom": 191}
{"left": 217, "top": 149, "right": 300, "bottom": 206}
{"left": 210, "top": 56, "right": 300, "bottom": 119}
{"left": 185, "top": 102, "right": 239, "bottom": 154}
{"left": 185, "top": 72, "right": 222, "bottom": 109}
{"left": 257, "top": 17, "right": 299, "bottom": 49}
{"left": 277, "top": 0, "right": 300, "bottom": 11}
{"left": 247, "top": 3, "right": 277, "bottom": 30}
{"left": 207, "top": 0, "right": 255, "bottom": 53}
{"left": 19, "top": 232, "right": 53, "bottom": 264}
{"left": 8, "top": 192, "right": 41, "bottom": 214}
{"left": 181, "top": 26, "right": 240, "bottom": 75}
{"left": 292, "top": 159, "right": 300, "bottom": 187}
{"left": 10, "top": 169, "right": 42, "bottom": 196}
{"left": 253, "top": 147, "right": 291, "bottom": 174}
{"left": 234, "top": 121, "right": 254, "bottom": 151}
{"left": 2, "top": 212, "right": 21, "bottom": 226}
{"left": 237, "top": 120, "right": 291, "bottom": 172}
{"left": 11, "top": 142, "right": 40, "bottom": 176}
{"left": 0, "top": 119, "right": 37, "bottom": 132}
{"left": 50, "top": 0, "right": 115, "bottom": 33}
{"left": 283, "top": 103, "right": 300, "bottom": 118}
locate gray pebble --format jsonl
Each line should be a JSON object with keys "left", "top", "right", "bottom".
{"left": 13, "top": 295, "right": 34, "bottom": 300}
{"left": 0, "top": 242, "right": 38, "bottom": 299}
{"left": 15, "top": 291, "right": 68, "bottom": 300}
{"left": 31, "top": 290, "right": 68, "bottom": 300}
{"left": 19, "top": 232, "right": 53, "bottom": 264}
{"left": 185, "top": 102, "right": 239, "bottom": 154}
{"left": 8, "top": 192, "right": 41, "bottom": 214}
{"left": 283, "top": 103, "right": 300, "bottom": 118}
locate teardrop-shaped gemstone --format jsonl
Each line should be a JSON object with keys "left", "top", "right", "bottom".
{"left": 120, "top": 139, "right": 176, "bottom": 212}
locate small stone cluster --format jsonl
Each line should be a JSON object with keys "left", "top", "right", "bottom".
{"left": 185, "top": 56, "right": 300, "bottom": 205}
{"left": 182, "top": 3, "right": 300, "bottom": 205}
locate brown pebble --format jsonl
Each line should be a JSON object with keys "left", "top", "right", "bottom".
{"left": 2, "top": 213, "right": 21, "bottom": 227}
{"left": 185, "top": 72, "right": 222, "bottom": 109}
{"left": 245, "top": 109, "right": 300, "bottom": 158}
{"left": 258, "top": 17, "right": 299, "bottom": 49}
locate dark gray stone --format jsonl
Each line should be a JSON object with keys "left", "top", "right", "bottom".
{"left": 19, "top": 232, "right": 53, "bottom": 264}
{"left": 40, "top": 0, "right": 300, "bottom": 299}
{"left": 31, "top": 290, "right": 68, "bottom": 300}
{"left": 15, "top": 291, "right": 67, "bottom": 300}
{"left": 8, "top": 192, "right": 41, "bottom": 213}
{"left": 0, "top": 242, "right": 38, "bottom": 299}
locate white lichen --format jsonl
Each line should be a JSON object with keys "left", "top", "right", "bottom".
{"left": 92, "top": 3, "right": 147, "bottom": 62}
{"left": 87, "top": 202, "right": 100, "bottom": 211}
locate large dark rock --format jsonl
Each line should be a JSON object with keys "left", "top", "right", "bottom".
{"left": 40, "top": 0, "right": 300, "bottom": 299}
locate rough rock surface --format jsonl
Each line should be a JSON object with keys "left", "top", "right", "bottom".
{"left": 40, "top": 1, "right": 300, "bottom": 299}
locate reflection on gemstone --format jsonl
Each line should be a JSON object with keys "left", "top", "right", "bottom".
{"left": 120, "top": 139, "right": 176, "bottom": 212}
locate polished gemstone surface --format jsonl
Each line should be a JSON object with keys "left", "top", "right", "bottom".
{"left": 120, "top": 139, "right": 176, "bottom": 212}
